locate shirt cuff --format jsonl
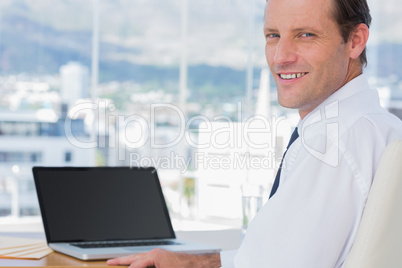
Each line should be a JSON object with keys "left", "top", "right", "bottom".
{"left": 220, "top": 249, "right": 237, "bottom": 268}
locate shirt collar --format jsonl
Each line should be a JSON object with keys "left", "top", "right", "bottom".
{"left": 319, "top": 73, "right": 371, "bottom": 108}
{"left": 298, "top": 73, "right": 372, "bottom": 127}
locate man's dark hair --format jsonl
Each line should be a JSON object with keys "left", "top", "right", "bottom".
{"left": 331, "top": 0, "right": 372, "bottom": 67}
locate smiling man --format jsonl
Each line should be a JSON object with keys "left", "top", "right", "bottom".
{"left": 265, "top": 0, "right": 365, "bottom": 119}
{"left": 107, "top": 0, "right": 402, "bottom": 267}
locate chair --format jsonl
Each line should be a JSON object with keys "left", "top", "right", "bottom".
{"left": 344, "top": 139, "right": 402, "bottom": 268}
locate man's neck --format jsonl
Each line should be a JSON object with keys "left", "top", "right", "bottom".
{"left": 298, "top": 59, "right": 363, "bottom": 120}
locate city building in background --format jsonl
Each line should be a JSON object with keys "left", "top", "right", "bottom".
{"left": 60, "top": 62, "right": 89, "bottom": 106}
{"left": 0, "top": 109, "right": 93, "bottom": 217}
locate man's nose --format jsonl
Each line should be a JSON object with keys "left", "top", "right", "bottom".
{"left": 273, "top": 38, "right": 297, "bottom": 65}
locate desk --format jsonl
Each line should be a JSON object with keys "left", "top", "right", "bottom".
{"left": 0, "top": 229, "right": 242, "bottom": 267}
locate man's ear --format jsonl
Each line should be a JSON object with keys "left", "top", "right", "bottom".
{"left": 349, "top": 23, "right": 370, "bottom": 60}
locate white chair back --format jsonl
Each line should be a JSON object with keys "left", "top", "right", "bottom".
{"left": 344, "top": 139, "right": 402, "bottom": 268}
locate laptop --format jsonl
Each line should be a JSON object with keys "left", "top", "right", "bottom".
{"left": 32, "top": 166, "right": 220, "bottom": 260}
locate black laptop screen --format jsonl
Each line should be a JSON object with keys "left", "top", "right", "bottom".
{"left": 33, "top": 167, "right": 175, "bottom": 243}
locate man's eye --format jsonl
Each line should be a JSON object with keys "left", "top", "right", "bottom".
{"left": 266, "top": 34, "right": 280, "bottom": 39}
{"left": 301, "top": 33, "right": 315, "bottom": 37}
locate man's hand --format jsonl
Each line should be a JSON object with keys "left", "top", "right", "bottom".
{"left": 107, "top": 248, "right": 221, "bottom": 268}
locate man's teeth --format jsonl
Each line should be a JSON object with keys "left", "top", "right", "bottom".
{"left": 280, "top": 73, "right": 307, "bottom": 79}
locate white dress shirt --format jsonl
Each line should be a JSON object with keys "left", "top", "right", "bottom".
{"left": 227, "top": 74, "right": 402, "bottom": 267}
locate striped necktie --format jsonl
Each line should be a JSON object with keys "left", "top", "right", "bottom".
{"left": 269, "top": 127, "right": 299, "bottom": 198}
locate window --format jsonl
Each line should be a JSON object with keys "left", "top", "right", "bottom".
{"left": 0, "top": 0, "right": 401, "bottom": 232}
{"left": 0, "top": 152, "right": 42, "bottom": 163}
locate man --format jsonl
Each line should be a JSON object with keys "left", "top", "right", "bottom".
{"left": 108, "top": 0, "right": 402, "bottom": 267}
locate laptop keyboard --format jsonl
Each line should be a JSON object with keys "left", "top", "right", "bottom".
{"left": 71, "top": 240, "right": 180, "bottom": 248}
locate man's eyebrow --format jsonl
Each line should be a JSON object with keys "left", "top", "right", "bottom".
{"left": 263, "top": 27, "right": 277, "bottom": 33}
{"left": 263, "top": 26, "right": 322, "bottom": 34}
{"left": 292, "top": 26, "right": 321, "bottom": 33}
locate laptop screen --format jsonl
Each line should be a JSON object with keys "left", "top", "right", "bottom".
{"left": 33, "top": 167, "right": 175, "bottom": 243}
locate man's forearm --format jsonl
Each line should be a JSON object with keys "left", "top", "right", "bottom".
{"left": 193, "top": 253, "right": 221, "bottom": 268}
{"left": 107, "top": 249, "right": 221, "bottom": 268}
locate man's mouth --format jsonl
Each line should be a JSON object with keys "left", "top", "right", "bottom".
{"left": 279, "top": 72, "right": 308, "bottom": 80}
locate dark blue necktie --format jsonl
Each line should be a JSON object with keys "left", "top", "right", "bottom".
{"left": 269, "top": 127, "right": 299, "bottom": 198}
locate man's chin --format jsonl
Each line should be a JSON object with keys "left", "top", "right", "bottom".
{"left": 277, "top": 98, "right": 301, "bottom": 110}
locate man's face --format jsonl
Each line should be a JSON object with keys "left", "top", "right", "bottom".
{"left": 264, "top": 0, "right": 351, "bottom": 119}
